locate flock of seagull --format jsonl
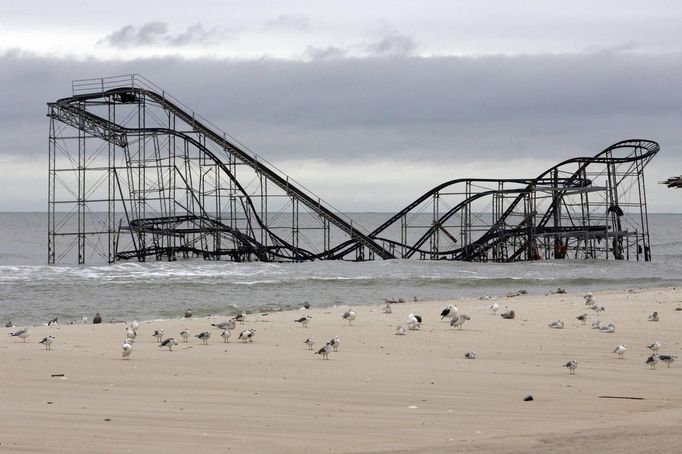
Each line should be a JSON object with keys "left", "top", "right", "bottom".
{"left": 5, "top": 290, "right": 679, "bottom": 374}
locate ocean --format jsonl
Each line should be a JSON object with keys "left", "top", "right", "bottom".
{"left": 1, "top": 212, "right": 681, "bottom": 325}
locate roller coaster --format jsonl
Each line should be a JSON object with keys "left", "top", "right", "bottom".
{"left": 48, "top": 75, "right": 658, "bottom": 264}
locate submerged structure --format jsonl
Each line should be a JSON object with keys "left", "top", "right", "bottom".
{"left": 48, "top": 75, "right": 658, "bottom": 264}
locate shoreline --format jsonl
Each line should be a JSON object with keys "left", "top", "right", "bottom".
{"left": 2, "top": 287, "right": 682, "bottom": 453}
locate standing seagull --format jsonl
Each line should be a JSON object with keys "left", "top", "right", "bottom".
{"left": 647, "top": 341, "right": 661, "bottom": 353}
{"left": 304, "top": 337, "right": 315, "bottom": 350}
{"left": 220, "top": 329, "right": 231, "bottom": 343}
{"left": 329, "top": 335, "right": 341, "bottom": 352}
{"left": 130, "top": 320, "right": 140, "bottom": 332}
{"left": 234, "top": 312, "right": 247, "bottom": 324}
{"left": 159, "top": 338, "right": 178, "bottom": 351}
{"left": 152, "top": 329, "right": 164, "bottom": 343}
{"left": 121, "top": 340, "right": 133, "bottom": 359}
{"left": 342, "top": 309, "right": 357, "bottom": 326}
{"left": 294, "top": 315, "right": 312, "bottom": 328}
{"left": 180, "top": 328, "right": 190, "bottom": 342}
{"left": 646, "top": 354, "right": 660, "bottom": 370}
{"left": 659, "top": 355, "right": 677, "bottom": 368}
{"left": 238, "top": 329, "right": 256, "bottom": 343}
{"left": 490, "top": 302, "right": 500, "bottom": 314}
{"left": 591, "top": 304, "right": 606, "bottom": 314}
{"left": 315, "top": 343, "right": 333, "bottom": 360}
{"left": 648, "top": 311, "right": 659, "bottom": 322}
{"left": 450, "top": 314, "right": 471, "bottom": 330}
{"left": 440, "top": 304, "right": 458, "bottom": 320}
{"left": 576, "top": 313, "right": 590, "bottom": 325}
{"left": 407, "top": 313, "right": 421, "bottom": 330}
{"left": 584, "top": 292, "right": 595, "bottom": 306}
{"left": 612, "top": 344, "right": 628, "bottom": 359}
{"left": 211, "top": 320, "right": 236, "bottom": 330}
{"left": 39, "top": 335, "right": 55, "bottom": 350}
{"left": 125, "top": 327, "right": 136, "bottom": 340}
{"left": 563, "top": 360, "right": 578, "bottom": 374}
{"left": 195, "top": 331, "right": 211, "bottom": 345}
{"left": 9, "top": 327, "right": 31, "bottom": 342}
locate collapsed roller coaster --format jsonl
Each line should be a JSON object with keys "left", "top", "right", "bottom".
{"left": 48, "top": 75, "right": 658, "bottom": 264}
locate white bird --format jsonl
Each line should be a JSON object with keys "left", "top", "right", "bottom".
{"left": 612, "top": 344, "right": 628, "bottom": 359}
{"left": 294, "top": 315, "right": 312, "bottom": 328}
{"left": 440, "top": 304, "right": 458, "bottom": 320}
{"left": 315, "top": 343, "right": 333, "bottom": 360}
{"left": 234, "top": 312, "right": 247, "bottom": 324}
{"left": 647, "top": 341, "right": 661, "bottom": 353}
{"left": 648, "top": 311, "right": 659, "bottom": 322}
{"left": 450, "top": 314, "right": 471, "bottom": 330}
{"left": 598, "top": 323, "right": 616, "bottom": 333}
{"left": 490, "top": 302, "right": 500, "bottom": 314}
{"left": 584, "top": 292, "right": 595, "bottom": 306}
{"left": 195, "top": 331, "right": 211, "bottom": 345}
{"left": 238, "top": 329, "right": 256, "bottom": 343}
{"left": 9, "top": 327, "right": 31, "bottom": 342}
{"left": 382, "top": 304, "right": 393, "bottom": 314}
{"left": 304, "top": 337, "right": 315, "bottom": 350}
{"left": 39, "top": 335, "right": 55, "bottom": 350}
{"left": 591, "top": 304, "right": 605, "bottom": 314}
{"left": 125, "top": 327, "right": 136, "bottom": 340}
{"left": 329, "top": 335, "right": 341, "bottom": 352}
{"left": 121, "top": 340, "right": 133, "bottom": 359}
{"left": 124, "top": 336, "right": 135, "bottom": 345}
{"left": 220, "top": 329, "right": 231, "bottom": 343}
{"left": 180, "top": 328, "right": 190, "bottom": 342}
{"left": 342, "top": 309, "right": 357, "bottom": 326}
{"left": 576, "top": 313, "right": 590, "bottom": 325}
{"left": 211, "top": 320, "right": 236, "bottom": 330}
{"left": 563, "top": 360, "right": 578, "bottom": 374}
{"left": 407, "top": 313, "right": 421, "bottom": 330}
{"left": 152, "top": 329, "right": 164, "bottom": 343}
{"left": 646, "top": 354, "right": 659, "bottom": 370}
{"left": 591, "top": 320, "right": 602, "bottom": 329}
{"left": 548, "top": 320, "right": 564, "bottom": 329}
{"left": 130, "top": 320, "right": 140, "bottom": 331}
{"left": 184, "top": 308, "right": 193, "bottom": 319}
{"left": 159, "top": 338, "right": 178, "bottom": 351}
{"left": 659, "top": 355, "right": 677, "bottom": 368}
{"left": 464, "top": 351, "right": 477, "bottom": 359}
{"left": 394, "top": 325, "right": 406, "bottom": 335}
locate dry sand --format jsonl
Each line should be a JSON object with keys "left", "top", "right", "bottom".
{"left": 2, "top": 287, "right": 682, "bottom": 453}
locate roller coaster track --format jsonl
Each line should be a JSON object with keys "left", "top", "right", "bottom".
{"left": 47, "top": 74, "right": 659, "bottom": 264}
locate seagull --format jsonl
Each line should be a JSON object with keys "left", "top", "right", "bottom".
{"left": 180, "top": 328, "right": 190, "bottom": 342}
{"left": 382, "top": 304, "right": 393, "bottom": 314}
{"left": 130, "top": 320, "right": 140, "bottom": 331}
{"left": 598, "top": 323, "right": 616, "bottom": 333}
{"left": 5, "top": 320, "right": 15, "bottom": 328}
{"left": 648, "top": 311, "right": 659, "bottom": 322}
{"left": 407, "top": 314, "right": 421, "bottom": 330}
{"left": 294, "top": 315, "right": 312, "bottom": 328}
{"left": 303, "top": 302, "right": 311, "bottom": 309}
{"left": 93, "top": 313, "right": 102, "bottom": 324}
{"left": 489, "top": 302, "right": 500, "bottom": 314}
{"left": 584, "top": 292, "right": 595, "bottom": 306}
{"left": 548, "top": 320, "right": 564, "bottom": 329}
{"left": 9, "top": 327, "right": 31, "bottom": 342}
{"left": 647, "top": 341, "right": 661, "bottom": 353}
{"left": 646, "top": 354, "right": 659, "bottom": 370}
{"left": 342, "top": 309, "right": 357, "bottom": 326}
{"left": 612, "top": 344, "right": 628, "bottom": 359}
{"left": 47, "top": 317, "right": 58, "bottom": 326}
{"left": 591, "top": 320, "right": 602, "bottom": 329}
{"left": 304, "top": 337, "right": 315, "bottom": 350}
{"left": 394, "top": 325, "right": 406, "bottom": 335}
{"left": 238, "top": 329, "right": 256, "bottom": 343}
{"left": 195, "top": 331, "right": 211, "bottom": 345}
{"left": 659, "top": 355, "right": 677, "bottom": 368}
{"left": 591, "top": 304, "right": 606, "bottom": 314}
{"left": 220, "top": 329, "right": 231, "bottom": 343}
{"left": 152, "top": 329, "right": 164, "bottom": 343}
{"left": 234, "top": 312, "right": 246, "bottom": 324}
{"left": 329, "top": 335, "right": 341, "bottom": 352}
{"left": 500, "top": 310, "right": 515, "bottom": 319}
{"left": 211, "top": 320, "right": 236, "bottom": 330}
{"left": 464, "top": 352, "right": 477, "bottom": 359}
{"left": 576, "top": 313, "right": 590, "bottom": 325}
{"left": 39, "top": 335, "right": 55, "bottom": 350}
{"left": 563, "top": 360, "right": 578, "bottom": 374}
{"left": 450, "top": 314, "right": 471, "bottom": 330}
{"left": 440, "top": 304, "right": 458, "bottom": 320}
{"left": 121, "top": 340, "right": 133, "bottom": 359}
{"left": 159, "top": 338, "right": 178, "bottom": 351}
{"left": 315, "top": 343, "right": 333, "bottom": 360}
{"left": 125, "top": 327, "right": 136, "bottom": 340}
{"left": 184, "top": 308, "right": 193, "bottom": 319}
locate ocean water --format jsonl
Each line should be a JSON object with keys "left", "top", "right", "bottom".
{"left": 1, "top": 212, "right": 681, "bottom": 325}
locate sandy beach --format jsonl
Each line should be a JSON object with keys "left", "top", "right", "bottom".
{"left": 2, "top": 287, "right": 682, "bottom": 453}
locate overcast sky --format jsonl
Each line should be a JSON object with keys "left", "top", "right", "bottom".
{"left": 1, "top": 1, "right": 681, "bottom": 212}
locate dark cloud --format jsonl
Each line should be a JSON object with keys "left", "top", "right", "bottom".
{"left": 265, "top": 14, "right": 309, "bottom": 31}
{"left": 365, "top": 32, "right": 418, "bottom": 56}
{"left": 99, "top": 22, "right": 225, "bottom": 48}
{"left": 306, "top": 45, "right": 349, "bottom": 61}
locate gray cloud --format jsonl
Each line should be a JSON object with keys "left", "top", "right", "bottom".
{"left": 99, "top": 22, "right": 226, "bottom": 48}
{"left": 1, "top": 50, "right": 681, "bottom": 211}
{"left": 306, "top": 46, "right": 349, "bottom": 61}
{"left": 265, "top": 14, "right": 309, "bottom": 31}
{"left": 366, "top": 32, "right": 418, "bottom": 56}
